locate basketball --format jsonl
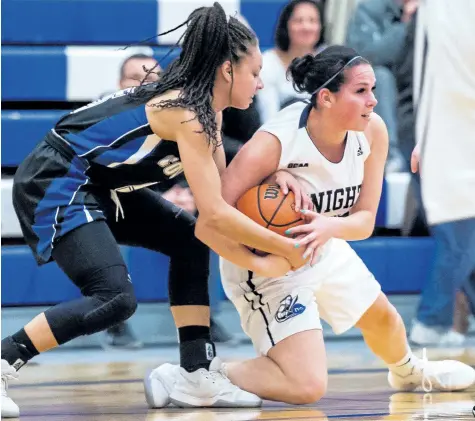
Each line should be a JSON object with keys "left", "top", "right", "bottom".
{"left": 236, "top": 183, "right": 304, "bottom": 236}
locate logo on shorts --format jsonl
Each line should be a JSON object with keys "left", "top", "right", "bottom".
{"left": 275, "top": 295, "right": 306, "bottom": 323}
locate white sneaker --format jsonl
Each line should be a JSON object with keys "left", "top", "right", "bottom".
{"left": 409, "top": 321, "right": 445, "bottom": 346}
{"left": 439, "top": 330, "right": 466, "bottom": 346}
{"left": 1, "top": 360, "right": 19, "bottom": 418}
{"left": 143, "top": 363, "right": 179, "bottom": 408}
{"left": 170, "top": 357, "right": 262, "bottom": 408}
{"left": 388, "top": 350, "right": 475, "bottom": 392}
{"left": 468, "top": 314, "right": 475, "bottom": 334}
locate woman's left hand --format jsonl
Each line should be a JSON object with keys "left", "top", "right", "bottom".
{"left": 274, "top": 170, "right": 313, "bottom": 212}
{"left": 284, "top": 209, "right": 336, "bottom": 265}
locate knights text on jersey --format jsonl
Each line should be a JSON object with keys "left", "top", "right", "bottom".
{"left": 259, "top": 101, "right": 371, "bottom": 218}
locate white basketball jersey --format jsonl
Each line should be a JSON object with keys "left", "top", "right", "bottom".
{"left": 261, "top": 101, "right": 371, "bottom": 217}
{"left": 219, "top": 101, "right": 371, "bottom": 301}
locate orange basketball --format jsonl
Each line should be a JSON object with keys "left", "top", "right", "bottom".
{"left": 236, "top": 183, "right": 304, "bottom": 236}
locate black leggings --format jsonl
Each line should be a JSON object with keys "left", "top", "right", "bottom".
{"left": 46, "top": 188, "right": 210, "bottom": 345}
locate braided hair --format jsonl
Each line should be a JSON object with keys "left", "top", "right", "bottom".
{"left": 131, "top": 3, "right": 257, "bottom": 150}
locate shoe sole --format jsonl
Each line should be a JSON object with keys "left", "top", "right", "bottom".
{"left": 1, "top": 409, "right": 20, "bottom": 418}
{"left": 143, "top": 370, "right": 171, "bottom": 408}
{"left": 170, "top": 390, "right": 262, "bottom": 408}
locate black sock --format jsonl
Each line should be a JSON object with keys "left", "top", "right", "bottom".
{"left": 178, "top": 325, "right": 216, "bottom": 372}
{"left": 1, "top": 329, "right": 40, "bottom": 370}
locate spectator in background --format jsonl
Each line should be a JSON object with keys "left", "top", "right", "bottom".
{"left": 257, "top": 0, "right": 327, "bottom": 123}
{"left": 346, "top": 0, "right": 417, "bottom": 173}
{"left": 119, "top": 53, "right": 160, "bottom": 88}
{"left": 392, "top": 7, "right": 475, "bottom": 346}
{"left": 409, "top": 0, "right": 475, "bottom": 346}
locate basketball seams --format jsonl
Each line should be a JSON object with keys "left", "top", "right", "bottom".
{"left": 257, "top": 184, "right": 273, "bottom": 227}
{"left": 266, "top": 193, "right": 289, "bottom": 228}
{"left": 257, "top": 184, "right": 303, "bottom": 228}
{"left": 240, "top": 184, "right": 304, "bottom": 233}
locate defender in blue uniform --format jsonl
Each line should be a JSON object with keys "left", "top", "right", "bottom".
{"left": 1, "top": 3, "right": 308, "bottom": 417}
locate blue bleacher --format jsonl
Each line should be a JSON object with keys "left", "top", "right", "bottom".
{"left": 1, "top": 111, "right": 66, "bottom": 166}
{"left": 2, "top": 0, "right": 286, "bottom": 46}
{"left": 2, "top": 0, "right": 288, "bottom": 102}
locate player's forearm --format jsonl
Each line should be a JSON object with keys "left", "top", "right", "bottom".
{"left": 201, "top": 203, "right": 294, "bottom": 257}
{"left": 331, "top": 210, "right": 375, "bottom": 241}
{"left": 195, "top": 218, "right": 271, "bottom": 274}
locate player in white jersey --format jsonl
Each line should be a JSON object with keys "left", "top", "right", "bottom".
{"left": 208, "top": 45, "right": 474, "bottom": 404}
{"left": 143, "top": 45, "right": 475, "bottom": 407}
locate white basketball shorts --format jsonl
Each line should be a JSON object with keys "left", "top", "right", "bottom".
{"left": 220, "top": 238, "right": 381, "bottom": 356}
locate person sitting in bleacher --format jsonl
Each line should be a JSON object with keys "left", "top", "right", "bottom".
{"left": 256, "top": 0, "right": 327, "bottom": 124}
{"left": 345, "top": 0, "right": 417, "bottom": 173}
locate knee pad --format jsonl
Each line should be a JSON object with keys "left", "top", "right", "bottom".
{"left": 82, "top": 265, "right": 138, "bottom": 333}
{"left": 45, "top": 265, "right": 138, "bottom": 344}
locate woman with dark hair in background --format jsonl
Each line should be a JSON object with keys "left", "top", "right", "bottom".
{"left": 1, "top": 3, "right": 309, "bottom": 417}
{"left": 257, "top": 0, "right": 327, "bottom": 123}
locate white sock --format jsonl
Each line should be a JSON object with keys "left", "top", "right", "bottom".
{"left": 388, "top": 350, "right": 419, "bottom": 377}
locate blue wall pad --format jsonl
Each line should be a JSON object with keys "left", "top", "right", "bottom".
{"left": 1, "top": 245, "right": 225, "bottom": 306}
{"left": 2, "top": 0, "right": 287, "bottom": 46}
{"left": 2, "top": 111, "right": 66, "bottom": 167}
{"left": 2, "top": 47, "right": 67, "bottom": 101}
{"left": 2, "top": 46, "right": 180, "bottom": 102}
{"left": 351, "top": 237, "right": 435, "bottom": 294}
{"left": 2, "top": 238, "right": 435, "bottom": 306}
{"left": 2, "top": 0, "right": 159, "bottom": 45}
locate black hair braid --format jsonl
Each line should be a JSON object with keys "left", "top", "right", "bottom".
{"left": 126, "top": 3, "right": 257, "bottom": 150}
{"left": 131, "top": 3, "right": 230, "bottom": 150}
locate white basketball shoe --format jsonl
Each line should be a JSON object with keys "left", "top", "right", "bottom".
{"left": 388, "top": 350, "right": 475, "bottom": 392}
{"left": 144, "top": 357, "right": 261, "bottom": 408}
{"left": 1, "top": 360, "right": 19, "bottom": 418}
{"left": 144, "top": 362, "right": 178, "bottom": 408}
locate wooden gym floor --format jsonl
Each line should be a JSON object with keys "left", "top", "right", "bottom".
{"left": 7, "top": 343, "right": 475, "bottom": 420}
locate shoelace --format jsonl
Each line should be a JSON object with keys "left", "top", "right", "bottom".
{"left": 1, "top": 369, "right": 18, "bottom": 396}
{"left": 421, "top": 348, "right": 433, "bottom": 393}
{"left": 422, "top": 392, "right": 433, "bottom": 419}
{"left": 206, "top": 368, "right": 233, "bottom": 387}
{"left": 110, "top": 190, "right": 125, "bottom": 222}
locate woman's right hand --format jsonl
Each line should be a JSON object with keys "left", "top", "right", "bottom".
{"left": 287, "top": 237, "right": 310, "bottom": 270}
{"left": 411, "top": 142, "right": 421, "bottom": 174}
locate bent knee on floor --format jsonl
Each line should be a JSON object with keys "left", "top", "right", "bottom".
{"left": 284, "top": 376, "right": 327, "bottom": 405}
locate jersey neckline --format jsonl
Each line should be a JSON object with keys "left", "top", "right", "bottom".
{"left": 298, "top": 103, "right": 350, "bottom": 165}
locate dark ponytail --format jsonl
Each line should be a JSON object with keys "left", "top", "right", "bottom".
{"left": 287, "top": 45, "right": 369, "bottom": 106}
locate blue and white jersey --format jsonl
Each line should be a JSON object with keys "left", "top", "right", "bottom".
{"left": 53, "top": 87, "right": 184, "bottom": 191}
